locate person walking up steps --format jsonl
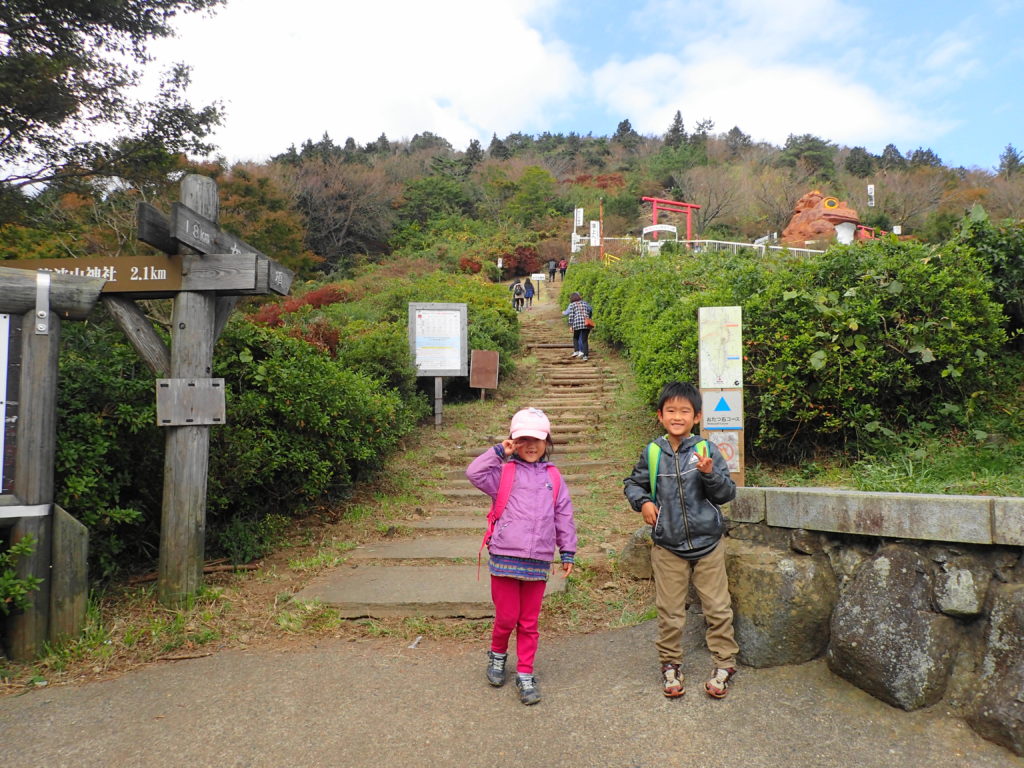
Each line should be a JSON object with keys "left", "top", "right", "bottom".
{"left": 466, "top": 408, "right": 577, "bottom": 705}
{"left": 562, "top": 291, "right": 593, "bottom": 361}
{"left": 523, "top": 277, "right": 535, "bottom": 309}
{"left": 558, "top": 258, "right": 568, "bottom": 280}
{"left": 623, "top": 382, "right": 739, "bottom": 699}
{"left": 510, "top": 279, "right": 525, "bottom": 312}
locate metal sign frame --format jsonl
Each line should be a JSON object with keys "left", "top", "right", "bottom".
{"left": 408, "top": 303, "right": 468, "bottom": 377}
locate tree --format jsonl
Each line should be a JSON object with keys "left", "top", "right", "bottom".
{"left": 779, "top": 134, "right": 837, "bottom": 184}
{"left": 908, "top": 147, "right": 943, "bottom": 168}
{"left": 0, "top": 0, "right": 224, "bottom": 193}
{"left": 844, "top": 147, "right": 875, "bottom": 177}
{"left": 488, "top": 133, "right": 510, "bottom": 160}
{"left": 612, "top": 119, "right": 640, "bottom": 151}
{"left": 998, "top": 144, "right": 1022, "bottom": 179}
{"left": 398, "top": 174, "right": 472, "bottom": 226}
{"left": 665, "top": 111, "right": 686, "bottom": 149}
{"left": 407, "top": 131, "right": 453, "bottom": 154}
{"left": 724, "top": 126, "right": 751, "bottom": 157}
{"left": 463, "top": 138, "right": 484, "bottom": 168}
{"left": 506, "top": 166, "right": 557, "bottom": 227}
{"left": 879, "top": 143, "right": 907, "bottom": 170}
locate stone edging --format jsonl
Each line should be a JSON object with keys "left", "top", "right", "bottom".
{"left": 730, "top": 487, "right": 1024, "bottom": 546}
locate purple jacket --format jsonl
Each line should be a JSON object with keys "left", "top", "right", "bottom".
{"left": 466, "top": 447, "right": 577, "bottom": 562}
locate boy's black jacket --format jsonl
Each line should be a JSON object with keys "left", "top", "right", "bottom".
{"left": 623, "top": 434, "right": 736, "bottom": 560}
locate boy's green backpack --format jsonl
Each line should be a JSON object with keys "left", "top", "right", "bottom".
{"left": 647, "top": 438, "right": 709, "bottom": 500}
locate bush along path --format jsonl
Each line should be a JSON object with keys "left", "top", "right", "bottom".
{"left": 295, "top": 279, "right": 638, "bottom": 620}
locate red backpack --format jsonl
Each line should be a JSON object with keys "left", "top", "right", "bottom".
{"left": 478, "top": 462, "right": 561, "bottom": 576}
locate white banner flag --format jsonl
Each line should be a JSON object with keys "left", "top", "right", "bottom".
{"left": 589, "top": 220, "right": 600, "bottom": 247}
{"left": 574, "top": 208, "right": 584, "bottom": 227}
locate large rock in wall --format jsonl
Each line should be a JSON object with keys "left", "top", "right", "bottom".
{"left": 726, "top": 540, "right": 838, "bottom": 667}
{"left": 965, "top": 583, "right": 1024, "bottom": 755}
{"left": 827, "top": 547, "right": 962, "bottom": 710}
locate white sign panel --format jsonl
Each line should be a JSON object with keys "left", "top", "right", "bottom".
{"left": 0, "top": 314, "right": 7, "bottom": 491}
{"left": 574, "top": 208, "right": 584, "bottom": 228}
{"left": 699, "top": 306, "right": 743, "bottom": 388}
{"left": 408, "top": 303, "right": 468, "bottom": 376}
{"left": 571, "top": 232, "right": 582, "bottom": 253}
{"left": 867, "top": 184, "right": 875, "bottom": 208}
{"left": 702, "top": 389, "right": 743, "bottom": 430}
{"left": 589, "top": 220, "right": 601, "bottom": 247}
{"left": 709, "top": 430, "right": 741, "bottom": 473}
{"left": 642, "top": 224, "right": 678, "bottom": 236}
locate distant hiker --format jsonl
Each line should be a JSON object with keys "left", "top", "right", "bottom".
{"left": 561, "top": 291, "right": 593, "bottom": 361}
{"left": 523, "top": 278, "right": 535, "bottom": 308}
{"left": 558, "top": 258, "right": 568, "bottom": 280}
{"left": 623, "top": 382, "right": 739, "bottom": 700}
{"left": 510, "top": 279, "right": 525, "bottom": 312}
{"left": 466, "top": 407, "right": 577, "bottom": 706}
{"left": 547, "top": 259, "right": 557, "bottom": 281}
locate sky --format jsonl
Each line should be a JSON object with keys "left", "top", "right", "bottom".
{"left": 145, "top": 0, "right": 1024, "bottom": 170}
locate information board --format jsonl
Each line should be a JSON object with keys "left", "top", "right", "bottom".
{"left": 0, "top": 313, "right": 19, "bottom": 495}
{"left": 699, "top": 306, "right": 743, "bottom": 388}
{"left": 408, "top": 303, "right": 468, "bottom": 377}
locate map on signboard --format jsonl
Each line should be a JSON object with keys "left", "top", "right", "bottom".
{"left": 414, "top": 310, "right": 462, "bottom": 373}
{"left": 698, "top": 306, "right": 743, "bottom": 389}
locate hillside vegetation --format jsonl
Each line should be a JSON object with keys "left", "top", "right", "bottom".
{"left": 2, "top": 119, "right": 1023, "bottom": 582}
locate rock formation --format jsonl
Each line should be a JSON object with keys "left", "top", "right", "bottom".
{"left": 781, "top": 190, "right": 860, "bottom": 247}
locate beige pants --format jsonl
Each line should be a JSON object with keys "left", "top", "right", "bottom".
{"left": 651, "top": 541, "right": 739, "bottom": 668}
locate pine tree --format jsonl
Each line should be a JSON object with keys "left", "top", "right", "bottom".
{"left": 665, "top": 111, "right": 686, "bottom": 148}
{"left": 488, "top": 134, "right": 511, "bottom": 160}
{"left": 998, "top": 144, "right": 1022, "bottom": 179}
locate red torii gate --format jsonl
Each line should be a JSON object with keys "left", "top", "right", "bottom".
{"left": 642, "top": 196, "right": 701, "bottom": 240}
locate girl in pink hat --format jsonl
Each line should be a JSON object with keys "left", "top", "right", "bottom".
{"left": 466, "top": 407, "right": 577, "bottom": 705}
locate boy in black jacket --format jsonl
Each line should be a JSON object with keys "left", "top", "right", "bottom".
{"left": 623, "top": 382, "right": 739, "bottom": 699}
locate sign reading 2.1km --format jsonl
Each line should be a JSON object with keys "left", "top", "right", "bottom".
{"left": 698, "top": 306, "right": 743, "bottom": 389}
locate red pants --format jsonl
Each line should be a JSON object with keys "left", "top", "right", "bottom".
{"left": 490, "top": 576, "right": 546, "bottom": 673}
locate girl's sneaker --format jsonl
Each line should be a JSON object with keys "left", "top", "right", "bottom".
{"left": 705, "top": 667, "right": 736, "bottom": 698}
{"left": 661, "top": 662, "right": 685, "bottom": 698}
{"left": 486, "top": 650, "right": 507, "bottom": 687}
{"left": 516, "top": 673, "right": 541, "bottom": 705}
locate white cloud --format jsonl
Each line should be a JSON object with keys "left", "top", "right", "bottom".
{"left": 592, "top": 50, "right": 948, "bottom": 151}
{"left": 148, "top": 0, "right": 581, "bottom": 160}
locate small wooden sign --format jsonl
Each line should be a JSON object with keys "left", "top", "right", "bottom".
{"left": 470, "top": 349, "right": 499, "bottom": 390}
{"left": 4, "top": 255, "right": 183, "bottom": 293}
{"left": 171, "top": 202, "right": 259, "bottom": 258}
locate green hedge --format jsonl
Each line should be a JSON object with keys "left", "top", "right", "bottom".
{"left": 564, "top": 239, "right": 1007, "bottom": 458}
{"left": 55, "top": 270, "right": 518, "bottom": 577}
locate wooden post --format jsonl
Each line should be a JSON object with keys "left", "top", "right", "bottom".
{"left": 8, "top": 311, "right": 60, "bottom": 658}
{"left": 158, "top": 175, "right": 218, "bottom": 605}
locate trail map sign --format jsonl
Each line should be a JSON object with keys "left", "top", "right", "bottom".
{"left": 408, "top": 303, "right": 467, "bottom": 376}
{"left": 699, "top": 306, "right": 743, "bottom": 388}
{"left": 698, "top": 306, "right": 745, "bottom": 485}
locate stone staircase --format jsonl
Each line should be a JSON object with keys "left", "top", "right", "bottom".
{"left": 295, "top": 281, "right": 623, "bottom": 618}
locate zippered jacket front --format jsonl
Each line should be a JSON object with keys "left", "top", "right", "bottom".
{"left": 466, "top": 447, "right": 577, "bottom": 562}
{"left": 623, "top": 435, "right": 736, "bottom": 559}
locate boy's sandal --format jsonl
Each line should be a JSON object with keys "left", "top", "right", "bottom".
{"left": 705, "top": 667, "right": 736, "bottom": 698}
{"left": 661, "top": 663, "right": 685, "bottom": 698}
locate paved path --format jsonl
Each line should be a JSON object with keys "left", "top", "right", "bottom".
{"left": 2, "top": 620, "right": 1019, "bottom": 768}
{"left": 296, "top": 279, "right": 621, "bottom": 617}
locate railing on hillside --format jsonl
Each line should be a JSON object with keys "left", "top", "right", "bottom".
{"left": 680, "top": 240, "right": 825, "bottom": 256}
{"left": 569, "top": 238, "right": 825, "bottom": 266}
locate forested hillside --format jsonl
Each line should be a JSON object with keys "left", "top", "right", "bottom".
{"left": 4, "top": 117, "right": 1024, "bottom": 278}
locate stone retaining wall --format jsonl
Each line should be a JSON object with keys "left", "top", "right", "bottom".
{"left": 618, "top": 486, "right": 1024, "bottom": 756}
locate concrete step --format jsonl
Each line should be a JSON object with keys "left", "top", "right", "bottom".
{"left": 348, "top": 536, "right": 481, "bottom": 562}
{"left": 294, "top": 565, "right": 566, "bottom": 618}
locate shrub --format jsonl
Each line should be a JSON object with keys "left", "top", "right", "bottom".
{"left": 564, "top": 239, "right": 1006, "bottom": 459}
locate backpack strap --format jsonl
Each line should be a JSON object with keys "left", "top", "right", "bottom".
{"left": 478, "top": 462, "right": 562, "bottom": 577}
{"left": 647, "top": 441, "right": 662, "bottom": 502}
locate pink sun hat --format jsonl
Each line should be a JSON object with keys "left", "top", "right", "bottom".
{"left": 510, "top": 407, "right": 551, "bottom": 440}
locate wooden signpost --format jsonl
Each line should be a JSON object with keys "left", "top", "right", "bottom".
{"left": 1, "top": 176, "right": 295, "bottom": 656}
